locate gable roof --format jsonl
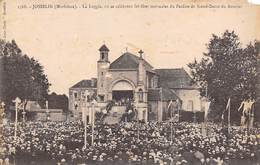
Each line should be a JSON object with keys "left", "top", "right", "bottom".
{"left": 70, "top": 79, "right": 97, "bottom": 89}
{"left": 148, "top": 88, "right": 180, "bottom": 101}
{"left": 99, "top": 44, "right": 109, "bottom": 51}
{"left": 155, "top": 68, "right": 197, "bottom": 89}
{"left": 109, "top": 52, "right": 153, "bottom": 70}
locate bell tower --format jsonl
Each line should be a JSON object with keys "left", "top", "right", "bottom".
{"left": 98, "top": 44, "right": 109, "bottom": 62}
{"left": 97, "top": 44, "right": 110, "bottom": 102}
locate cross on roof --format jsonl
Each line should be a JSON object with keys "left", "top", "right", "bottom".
{"left": 138, "top": 49, "right": 144, "bottom": 58}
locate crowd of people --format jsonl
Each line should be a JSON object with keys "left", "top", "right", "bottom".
{"left": 112, "top": 97, "right": 134, "bottom": 106}
{"left": 0, "top": 121, "right": 260, "bottom": 165}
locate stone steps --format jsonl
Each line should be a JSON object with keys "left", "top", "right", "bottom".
{"left": 103, "top": 106, "right": 126, "bottom": 124}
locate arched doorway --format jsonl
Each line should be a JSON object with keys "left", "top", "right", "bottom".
{"left": 111, "top": 80, "right": 134, "bottom": 103}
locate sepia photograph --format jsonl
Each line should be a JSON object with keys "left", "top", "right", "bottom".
{"left": 0, "top": 0, "right": 260, "bottom": 164}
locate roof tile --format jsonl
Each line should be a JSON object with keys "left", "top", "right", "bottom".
{"left": 70, "top": 79, "right": 97, "bottom": 88}
{"left": 148, "top": 88, "right": 179, "bottom": 101}
{"left": 99, "top": 44, "right": 109, "bottom": 51}
{"left": 109, "top": 52, "right": 153, "bottom": 70}
{"left": 155, "top": 68, "right": 197, "bottom": 89}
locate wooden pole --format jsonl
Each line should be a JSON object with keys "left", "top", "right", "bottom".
{"left": 203, "top": 84, "right": 209, "bottom": 136}
{"left": 251, "top": 103, "right": 255, "bottom": 129}
{"left": 14, "top": 101, "right": 18, "bottom": 140}
{"left": 22, "top": 100, "right": 26, "bottom": 123}
{"left": 205, "top": 85, "right": 208, "bottom": 135}
{"left": 228, "top": 99, "right": 231, "bottom": 134}
{"left": 177, "top": 99, "right": 180, "bottom": 123}
{"left": 91, "top": 103, "right": 94, "bottom": 146}
{"left": 160, "top": 88, "right": 163, "bottom": 122}
{"left": 137, "top": 119, "right": 140, "bottom": 141}
{"left": 170, "top": 108, "right": 173, "bottom": 144}
{"left": 13, "top": 97, "right": 21, "bottom": 141}
{"left": 84, "top": 107, "right": 87, "bottom": 149}
{"left": 46, "top": 101, "right": 49, "bottom": 122}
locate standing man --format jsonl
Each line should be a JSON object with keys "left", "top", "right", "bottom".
{"left": 238, "top": 99, "right": 255, "bottom": 128}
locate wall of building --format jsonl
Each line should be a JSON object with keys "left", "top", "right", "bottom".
{"left": 69, "top": 88, "right": 96, "bottom": 120}
{"left": 174, "top": 89, "right": 203, "bottom": 112}
{"left": 80, "top": 101, "right": 115, "bottom": 124}
{"left": 135, "top": 102, "right": 148, "bottom": 122}
{"left": 106, "top": 70, "right": 138, "bottom": 100}
{"left": 33, "top": 109, "right": 66, "bottom": 122}
{"left": 108, "top": 70, "right": 138, "bottom": 88}
{"left": 97, "top": 62, "right": 110, "bottom": 99}
{"left": 148, "top": 101, "right": 164, "bottom": 122}
{"left": 146, "top": 72, "right": 159, "bottom": 89}
{"left": 148, "top": 101, "right": 159, "bottom": 121}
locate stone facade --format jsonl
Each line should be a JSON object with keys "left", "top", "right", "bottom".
{"left": 33, "top": 109, "right": 65, "bottom": 122}
{"left": 69, "top": 44, "right": 209, "bottom": 123}
{"left": 22, "top": 101, "right": 66, "bottom": 122}
{"left": 155, "top": 69, "right": 209, "bottom": 114}
{"left": 95, "top": 46, "right": 157, "bottom": 122}
{"left": 174, "top": 89, "right": 204, "bottom": 112}
{"left": 69, "top": 79, "right": 97, "bottom": 120}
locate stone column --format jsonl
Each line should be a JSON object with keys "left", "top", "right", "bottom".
{"left": 144, "top": 109, "right": 148, "bottom": 123}
{"left": 158, "top": 101, "right": 163, "bottom": 122}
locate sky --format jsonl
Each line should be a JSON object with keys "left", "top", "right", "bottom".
{"left": 1, "top": 0, "right": 260, "bottom": 95}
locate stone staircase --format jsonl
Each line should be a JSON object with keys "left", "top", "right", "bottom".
{"left": 103, "top": 106, "right": 126, "bottom": 124}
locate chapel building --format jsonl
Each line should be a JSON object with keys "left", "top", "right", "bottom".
{"left": 69, "top": 44, "right": 207, "bottom": 123}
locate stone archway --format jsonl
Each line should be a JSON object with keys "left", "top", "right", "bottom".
{"left": 110, "top": 79, "right": 135, "bottom": 102}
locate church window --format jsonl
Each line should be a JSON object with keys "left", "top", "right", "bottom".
{"left": 74, "top": 92, "right": 78, "bottom": 99}
{"left": 148, "top": 76, "right": 152, "bottom": 88}
{"left": 74, "top": 104, "right": 78, "bottom": 110}
{"left": 148, "top": 104, "right": 152, "bottom": 112}
{"left": 138, "top": 89, "right": 143, "bottom": 102}
{"left": 101, "top": 52, "right": 105, "bottom": 60}
{"left": 79, "top": 112, "right": 82, "bottom": 118}
{"left": 99, "top": 95, "right": 105, "bottom": 102}
{"left": 81, "top": 92, "right": 85, "bottom": 99}
{"left": 154, "top": 76, "right": 159, "bottom": 88}
{"left": 86, "top": 115, "right": 89, "bottom": 123}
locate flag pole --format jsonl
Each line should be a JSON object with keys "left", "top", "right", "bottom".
{"left": 170, "top": 102, "right": 173, "bottom": 144}
{"left": 91, "top": 103, "right": 94, "bottom": 146}
{"left": 167, "top": 100, "right": 173, "bottom": 144}
{"left": 15, "top": 101, "right": 18, "bottom": 140}
{"left": 177, "top": 99, "right": 180, "bottom": 123}
{"left": 228, "top": 98, "right": 231, "bottom": 134}
{"left": 137, "top": 118, "right": 140, "bottom": 141}
{"left": 204, "top": 85, "right": 208, "bottom": 136}
{"left": 13, "top": 97, "right": 21, "bottom": 141}
{"left": 84, "top": 106, "right": 87, "bottom": 149}
{"left": 160, "top": 88, "right": 163, "bottom": 122}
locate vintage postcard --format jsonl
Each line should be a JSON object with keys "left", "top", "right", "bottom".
{"left": 0, "top": 0, "right": 260, "bottom": 164}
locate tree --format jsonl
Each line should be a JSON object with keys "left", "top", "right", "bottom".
{"left": 188, "top": 30, "right": 260, "bottom": 122}
{"left": 47, "top": 92, "right": 68, "bottom": 112}
{"left": 0, "top": 39, "right": 51, "bottom": 109}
